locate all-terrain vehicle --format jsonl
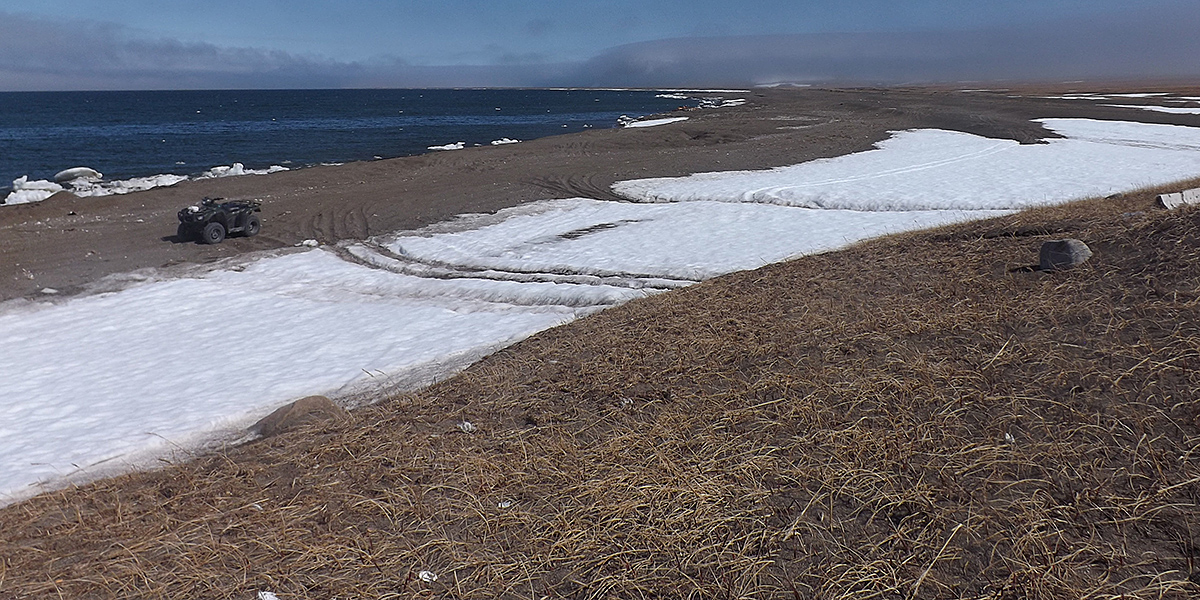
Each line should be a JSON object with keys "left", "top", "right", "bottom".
{"left": 177, "top": 197, "right": 262, "bottom": 244}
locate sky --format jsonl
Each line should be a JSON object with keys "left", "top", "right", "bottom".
{"left": 1, "top": 1, "right": 1198, "bottom": 90}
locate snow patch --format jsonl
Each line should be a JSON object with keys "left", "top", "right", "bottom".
{"left": 1104, "top": 104, "right": 1200, "bottom": 115}
{"left": 613, "top": 119, "right": 1200, "bottom": 211}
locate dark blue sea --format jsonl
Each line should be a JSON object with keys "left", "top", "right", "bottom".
{"left": 0, "top": 89, "right": 694, "bottom": 191}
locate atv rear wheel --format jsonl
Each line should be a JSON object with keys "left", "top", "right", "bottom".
{"left": 201, "top": 222, "right": 226, "bottom": 244}
{"left": 243, "top": 215, "right": 261, "bottom": 237}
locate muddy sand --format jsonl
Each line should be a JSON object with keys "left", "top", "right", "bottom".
{"left": 6, "top": 85, "right": 1200, "bottom": 302}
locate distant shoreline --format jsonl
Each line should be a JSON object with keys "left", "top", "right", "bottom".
{"left": 4, "top": 85, "right": 1200, "bottom": 304}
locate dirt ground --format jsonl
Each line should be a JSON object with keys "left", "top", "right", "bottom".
{"left": 5, "top": 85, "right": 1200, "bottom": 302}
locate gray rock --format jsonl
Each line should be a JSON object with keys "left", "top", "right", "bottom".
{"left": 1039, "top": 239, "right": 1093, "bottom": 271}
{"left": 251, "top": 395, "right": 349, "bottom": 437}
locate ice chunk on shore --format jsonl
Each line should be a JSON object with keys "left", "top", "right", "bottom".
{"left": 70, "top": 174, "right": 189, "bottom": 197}
{"left": 4, "top": 162, "right": 289, "bottom": 205}
{"left": 3, "top": 177, "right": 63, "bottom": 205}
{"left": 623, "top": 117, "right": 689, "bottom": 128}
{"left": 53, "top": 167, "right": 102, "bottom": 183}
{"left": 490, "top": 138, "right": 520, "bottom": 145}
{"left": 429, "top": 141, "right": 466, "bottom": 151}
{"left": 197, "top": 163, "right": 289, "bottom": 178}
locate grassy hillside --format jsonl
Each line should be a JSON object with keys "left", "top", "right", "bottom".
{"left": 4, "top": 182, "right": 1200, "bottom": 599}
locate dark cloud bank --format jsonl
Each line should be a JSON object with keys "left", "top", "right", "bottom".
{"left": 2, "top": 6, "right": 1199, "bottom": 91}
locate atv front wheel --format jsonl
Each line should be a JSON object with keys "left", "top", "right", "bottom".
{"left": 201, "top": 222, "right": 226, "bottom": 244}
{"left": 243, "top": 215, "right": 261, "bottom": 237}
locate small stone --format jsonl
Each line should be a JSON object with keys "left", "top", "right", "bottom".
{"left": 251, "top": 395, "right": 349, "bottom": 437}
{"left": 1039, "top": 239, "right": 1092, "bottom": 271}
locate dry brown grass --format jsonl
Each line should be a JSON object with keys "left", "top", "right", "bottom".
{"left": 4, "top": 181, "right": 1200, "bottom": 599}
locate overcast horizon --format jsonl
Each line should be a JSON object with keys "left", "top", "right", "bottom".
{"left": 2, "top": 1, "right": 1199, "bottom": 91}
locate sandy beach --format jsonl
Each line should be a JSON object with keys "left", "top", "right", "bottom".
{"left": 6, "top": 85, "right": 1200, "bottom": 303}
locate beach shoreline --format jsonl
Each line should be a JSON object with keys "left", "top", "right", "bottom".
{"left": 6, "top": 85, "right": 1200, "bottom": 303}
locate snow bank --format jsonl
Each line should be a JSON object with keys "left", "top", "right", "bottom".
{"left": 0, "top": 249, "right": 607, "bottom": 504}
{"left": 613, "top": 119, "right": 1200, "bottom": 211}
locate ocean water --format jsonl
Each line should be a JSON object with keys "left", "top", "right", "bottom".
{"left": 0, "top": 89, "right": 694, "bottom": 191}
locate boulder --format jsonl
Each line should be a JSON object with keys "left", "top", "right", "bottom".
{"left": 1039, "top": 239, "right": 1093, "bottom": 271}
{"left": 251, "top": 395, "right": 349, "bottom": 437}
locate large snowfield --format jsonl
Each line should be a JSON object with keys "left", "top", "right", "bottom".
{"left": 4, "top": 117, "right": 1200, "bottom": 505}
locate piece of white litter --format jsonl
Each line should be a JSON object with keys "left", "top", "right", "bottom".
{"left": 497, "top": 500, "right": 514, "bottom": 509}
{"left": 257, "top": 592, "right": 280, "bottom": 600}
{"left": 40, "top": 288, "right": 59, "bottom": 295}
{"left": 1004, "top": 432, "right": 1016, "bottom": 444}
{"left": 418, "top": 570, "right": 438, "bottom": 583}
{"left": 458, "top": 420, "right": 477, "bottom": 434}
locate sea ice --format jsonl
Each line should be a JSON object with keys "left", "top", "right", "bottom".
{"left": 197, "top": 163, "right": 289, "bottom": 178}
{"left": 2, "top": 163, "right": 288, "bottom": 205}
{"left": 4, "top": 177, "right": 63, "bottom": 205}
{"left": 623, "top": 117, "right": 689, "bottom": 128}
